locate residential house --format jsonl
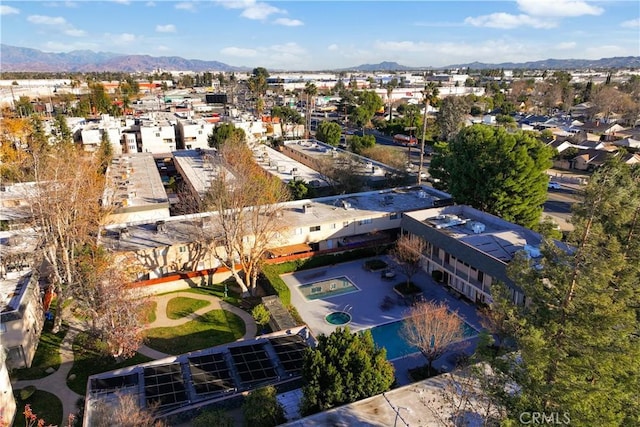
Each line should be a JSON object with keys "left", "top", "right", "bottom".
{"left": 137, "top": 119, "right": 177, "bottom": 153}
{"left": 570, "top": 149, "right": 615, "bottom": 171}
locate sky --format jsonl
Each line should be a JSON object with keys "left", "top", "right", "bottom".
{"left": 1, "top": 0, "right": 639, "bottom": 70}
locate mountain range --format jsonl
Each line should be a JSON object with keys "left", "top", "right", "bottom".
{"left": 1, "top": 44, "right": 639, "bottom": 73}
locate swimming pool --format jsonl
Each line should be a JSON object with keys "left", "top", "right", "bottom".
{"left": 368, "top": 319, "right": 478, "bottom": 360}
{"left": 298, "top": 276, "right": 359, "bottom": 301}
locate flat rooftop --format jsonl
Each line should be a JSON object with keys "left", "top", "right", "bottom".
{"left": 283, "top": 139, "right": 401, "bottom": 180}
{"left": 0, "top": 270, "right": 35, "bottom": 318}
{"left": 105, "top": 153, "right": 169, "bottom": 210}
{"left": 172, "top": 149, "right": 236, "bottom": 198}
{"left": 100, "top": 186, "right": 453, "bottom": 252}
{"left": 253, "top": 145, "right": 329, "bottom": 187}
{"left": 404, "top": 205, "right": 542, "bottom": 263}
{"left": 0, "top": 182, "right": 33, "bottom": 221}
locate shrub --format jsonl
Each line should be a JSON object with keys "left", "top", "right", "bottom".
{"left": 394, "top": 282, "right": 422, "bottom": 295}
{"left": 20, "top": 385, "right": 37, "bottom": 401}
{"left": 364, "top": 259, "right": 388, "bottom": 271}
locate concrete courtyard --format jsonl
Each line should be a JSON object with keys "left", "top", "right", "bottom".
{"left": 280, "top": 255, "right": 485, "bottom": 383}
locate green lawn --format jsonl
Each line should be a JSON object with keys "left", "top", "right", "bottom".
{"left": 12, "top": 321, "right": 67, "bottom": 381}
{"left": 66, "top": 332, "right": 154, "bottom": 395}
{"left": 166, "top": 296, "right": 211, "bottom": 320}
{"left": 141, "top": 300, "right": 157, "bottom": 324}
{"left": 145, "top": 309, "right": 246, "bottom": 355}
{"left": 180, "top": 282, "right": 243, "bottom": 307}
{"left": 13, "top": 389, "right": 63, "bottom": 427}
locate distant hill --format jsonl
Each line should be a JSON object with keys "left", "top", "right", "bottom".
{"left": 343, "top": 57, "right": 640, "bottom": 72}
{"left": 444, "top": 56, "right": 640, "bottom": 70}
{"left": 338, "top": 61, "right": 418, "bottom": 72}
{"left": 0, "top": 44, "right": 246, "bottom": 73}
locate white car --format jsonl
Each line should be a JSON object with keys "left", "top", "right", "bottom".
{"left": 548, "top": 181, "right": 561, "bottom": 189}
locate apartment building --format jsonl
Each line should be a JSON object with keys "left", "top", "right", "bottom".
{"left": 103, "top": 153, "right": 170, "bottom": 224}
{"left": 79, "top": 114, "right": 125, "bottom": 155}
{"left": 174, "top": 118, "right": 216, "bottom": 150}
{"left": 138, "top": 119, "right": 177, "bottom": 153}
{"left": 0, "top": 271, "right": 44, "bottom": 369}
{"left": 99, "top": 186, "right": 452, "bottom": 281}
{"left": 401, "top": 205, "right": 543, "bottom": 306}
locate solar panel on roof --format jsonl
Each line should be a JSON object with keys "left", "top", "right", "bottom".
{"left": 269, "top": 335, "right": 307, "bottom": 374}
{"left": 90, "top": 373, "right": 139, "bottom": 393}
{"left": 229, "top": 343, "right": 278, "bottom": 385}
{"left": 143, "top": 364, "right": 188, "bottom": 410}
{"left": 187, "top": 353, "right": 236, "bottom": 395}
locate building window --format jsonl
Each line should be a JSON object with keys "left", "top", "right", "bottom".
{"left": 343, "top": 221, "right": 349, "bottom": 228}
{"left": 155, "top": 132, "right": 160, "bottom": 137}
{"left": 311, "top": 286, "right": 322, "bottom": 294}
{"left": 330, "top": 223, "right": 337, "bottom": 229}
{"left": 310, "top": 225, "right": 321, "bottom": 232}
{"left": 179, "top": 246, "right": 186, "bottom": 253}
{"left": 358, "top": 218, "right": 372, "bottom": 225}
{"left": 477, "top": 271, "right": 484, "bottom": 283}
{"left": 390, "top": 213, "right": 399, "bottom": 220}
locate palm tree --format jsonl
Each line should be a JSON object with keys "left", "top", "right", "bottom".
{"left": 303, "top": 82, "right": 317, "bottom": 139}
{"left": 385, "top": 78, "right": 398, "bottom": 121}
{"left": 418, "top": 82, "right": 439, "bottom": 184}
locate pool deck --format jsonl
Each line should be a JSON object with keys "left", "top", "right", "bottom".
{"left": 280, "top": 255, "right": 485, "bottom": 384}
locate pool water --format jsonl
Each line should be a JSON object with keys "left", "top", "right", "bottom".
{"left": 325, "top": 311, "right": 352, "bottom": 325}
{"left": 368, "top": 319, "right": 477, "bottom": 360}
{"left": 298, "top": 276, "right": 359, "bottom": 300}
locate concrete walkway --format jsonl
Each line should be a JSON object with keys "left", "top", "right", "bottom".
{"left": 11, "top": 292, "right": 257, "bottom": 422}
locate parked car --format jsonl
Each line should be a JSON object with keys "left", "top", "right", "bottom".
{"left": 548, "top": 181, "right": 561, "bottom": 190}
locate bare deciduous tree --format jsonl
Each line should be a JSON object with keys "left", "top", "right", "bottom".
{"left": 402, "top": 300, "right": 468, "bottom": 373}
{"left": 27, "top": 144, "right": 109, "bottom": 332}
{"left": 391, "top": 234, "right": 426, "bottom": 286}
{"left": 72, "top": 245, "right": 148, "bottom": 358}
{"left": 203, "top": 141, "right": 290, "bottom": 295}
{"left": 90, "top": 392, "right": 166, "bottom": 427}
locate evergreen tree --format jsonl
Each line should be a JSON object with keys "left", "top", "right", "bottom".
{"left": 207, "top": 123, "right": 245, "bottom": 149}
{"left": 315, "top": 121, "right": 342, "bottom": 146}
{"left": 52, "top": 114, "right": 73, "bottom": 146}
{"left": 429, "top": 124, "right": 553, "bottom": 228}
{"left": 98, "top": 131, "right": 113, "bottom": 174}
{"left": 489, "top": 159, "right": 640, "bottom": 425}
{"left": 301, "top": 327, "right": 395, "bottom": 415}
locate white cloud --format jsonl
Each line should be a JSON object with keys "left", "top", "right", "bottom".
{"left": 273, "top": 18, "right": 303, "bottom": 27}
{"left": 156, "top": 45, "right": 170, "bottom": 52}
{"left": 106, "top": 32, "right": 137, "bottom": 45}
{"left": 241, "top": 2, "right": 281, "bottom": 20}
{"left": 112, "top": 0, "right": 131, "bottom": 5}
{"left": 621, "top": 18, "right": 640, "bottom": 28}
{"left": 465, "top": 13, "right": 555, "bottom": 29}
{"left": 175, "top": 2, "right": 195, "bottom": 11}
{"left": 146, "top": 1, "right": 156, "bottom": 6}
{"left": 64, "top": 28, "right": 86, "bottom": 37}
{"left": 516, "top": 0, "right": 603, "bottom": 17}
{"left": 27, "top": 14, "right": 87, "bottom": 37}
{"left": 0, "top": 5, "right": 19, "bottom": 15}
{"left": 220, "top": 46, "right": 258, "bottom": 57}
{"left": 27, "top": 15, "right": 67, "bottom": 25}
{"left": 556, "top": 41, "right": 577, "bottom": 49}
{"left": 269, "top": 42, "right": 306, "bottom": 56}
{"left": 327, "top": 44, "right": 338, "bottom": 51}
{"left": 156, "top": 24, "right": 176, "bottom": 33}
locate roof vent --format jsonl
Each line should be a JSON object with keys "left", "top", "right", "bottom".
{"left": 155, "top": 220, "right": 167, "bottom": 233}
